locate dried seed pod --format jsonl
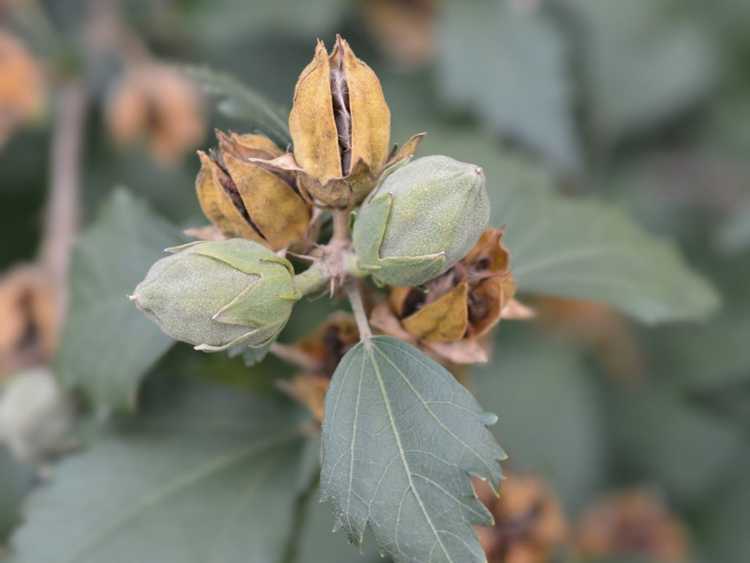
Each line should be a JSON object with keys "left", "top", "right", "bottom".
{"left": 353, "top": 155, "right": 490, "bottom": 287}
{"left": 0, "top": 32, "right": 46, "bottom": 146}
{"left": 363, "top": 0, "right": 436, "bottom": 68}
{"left": 475, "top": 474, "right": 569, "bottom": 563}
{"left": 196, "top": 131, "right": 311, "bottom": 250}
{"left": 284, "top": 35, "right": 423, "bottom": 207}
{"left": 131, "top": 239, "right": 298, "bottom": 352}
{"left": 576, "top": 489, "right": 689, "bottom": 563}
{"left": 106, "top": 64, "right": 204, "bottom": 164}
{"left": 0, "top": 265, "right": 59, "bottom": 378}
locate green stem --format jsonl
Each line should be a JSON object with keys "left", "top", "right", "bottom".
{"left": 293, "top": 262, "right": 330, "bottom": 297}
{"left": 345, "top": 280, "right": 372, "bottom": 340}
{"left": 293, "top": 253, "right": 367, "bottom": 297}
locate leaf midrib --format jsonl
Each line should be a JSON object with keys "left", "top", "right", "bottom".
{"left": 365, "top": 341, "right": 455, "bottom": 563}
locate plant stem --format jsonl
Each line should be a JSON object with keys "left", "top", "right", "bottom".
{"left": 269, "top": 342, "right": 319, "bottom": 371}
{"left": 39, "top": 79, "right": 88, "bottom": 321}
{"left": 331, "top": 209, "right": 349, "bottom": 242}
{"left": 293, "top": 262, "right": 330, "bottom": 297}
{"left": 345, "top": 280, "right": 372, "bottom": 340}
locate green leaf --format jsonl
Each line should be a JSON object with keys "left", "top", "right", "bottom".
{"left": 484, "top": 161, "right": 720, "bottom": 323}
{"left": 189, "top": 0, "right": 346, "bottom": 45}
{"left": 0, "top": 448, "right": 34, "bottom": 543}
{"left": 437, "top": 0, "right": 579, "bottom": 169}
{"left": 716, "top": 200, "right": 750, "bottom": 255}
{"left": 56, "top": 190, "right": 184, "bottom": 412}
{"left": 705, "top": 465, "right": 750, "bottom": 563}
{"left": 321, "top": 336, "right": 504, "bottom": 563}
{"left": 298, "top": 488, "right": 384, "bottom": 563}
{"left": 8, "top": 378, "right": 310, "bottom": 563}
{"left": 182, "top": 65, "right": 291, "bottom": 146}
{"left": 560, "top": 0, "right": 717, "bottom": 142}
{"left": 611, "top": 382, "right": 743, "bottom": 504}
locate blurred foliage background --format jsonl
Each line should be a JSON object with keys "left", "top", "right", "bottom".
{"left": 1, "top": 0, "right": 749, "bottom": 562}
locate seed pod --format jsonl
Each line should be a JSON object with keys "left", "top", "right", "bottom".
{"left": 131, "top": 239, "right": 298, "bottom": 352}
{"left": 0, "top": 31, "right": 46, "bottom": 146}
{"left": 106, "top": 63, "right": 204, "bottom": 163}
{"left": 576, "top": 489, "right": 689, "bottom": 563}
{"left": 353, "top": 155, "right": 489, "bottom": 286}
{"left": 195, "top": 131, "right": 311, "bottom": 250}
{"left": 475, "top": 474, "right": 568, "bottom": 563}
{"left": 284, "top": 35, "right": 423, "bottom": 208}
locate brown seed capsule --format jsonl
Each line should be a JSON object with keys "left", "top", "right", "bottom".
{"left": 371, "top": 228, "right": 530, "bottom": 365}
{"left": 286, "top": 35, "right": 423, "bottom": 208}
{"left": 475, "top": 474, "right": 569, "bottom": 563}
{"left": 195, "top": 131, "right": 311, "bottom": 251}
{"left": 0, "top": 32, "right": 46, "bottom": 146}
{"left": 576, "top": 489, "right": 689, "bottom": 563}
{"left": 106, "top": 64, "right": 204, "bottom": 164}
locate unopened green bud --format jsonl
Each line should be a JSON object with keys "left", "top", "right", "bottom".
{"left": 131, "top": 239, "right": 298, "bottom": 352}
{"left": 352, "top": 155, "right": 489, "bottom": 286}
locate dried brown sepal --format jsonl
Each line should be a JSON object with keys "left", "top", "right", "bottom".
{"left": 183, "top": 225, "right": 226, "bottom": 242}
{"left": 195, "top": 131, "right": 311, "bottom": 251}
{"left": 0, "top": 32, "right": 46, "bottom": 146}
{"left": 475, "top": 473, "right": 569, "bottom": 563}
{"left": 401, "top": 282, "right": 469, "bottom": 342}
{"left": 277, "top": 313, "right": 359, "bottom": 422}
{"left": 576, "top": 489, "right": 689, "bottom": 563}
{"left": 106, "top": 64, "right": 204, "bottom": 164}
{"left": 278, "top": 373, "right": 330, "bottom": 424}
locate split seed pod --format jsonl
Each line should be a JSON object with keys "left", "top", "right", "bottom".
{"left": 131, "top": 239, "right": 298, "bottom": 352}
{"left": 372, "top": 228, "right": 526, "bottom": 365}
{"left": 196, "top": 131, "right": 311, "bottom": 250}
{"left": 285, "top": 35, "right": 423, "bottom": 208}
{"left": 353, "top": 155, "right": 490, "bottom": 287}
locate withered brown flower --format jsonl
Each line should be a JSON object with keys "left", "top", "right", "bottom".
{"left": 576, "top": 489, "right": 689, "bottom": 563}
{"left": 195, "top": 130, "right": 311, "bottom": 251}
{"left": 106, "top": 63, "right": 205, "bottom": 164}
{"left": 0, "top": 31, "right": 45, "bottom": 146}
{"left": 266, "top": 35, "right": 423, "bottom": 208}
{"left": 277, "top": 313, "right": 359, "bottom": 422}
{"left": 363, "top": 0, "right": 436, "bottom": 68}
{"left": 475, "top": 474, "right": 569, "bottom": 563}
{"left": 534, "top": 297, "right": 643, "bottom": 381}
{"left": 0, "top": 265, "right": 59, "bottom": 378}
{"left": 371, "top": 228, "right": 530, "bottom": 364}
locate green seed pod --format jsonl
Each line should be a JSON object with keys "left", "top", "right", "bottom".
{"left": 353, "top": 155, "right": 490, "bottom": 287}
{"left": 131, "top": 239, "right": 298, "bottom": 352}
